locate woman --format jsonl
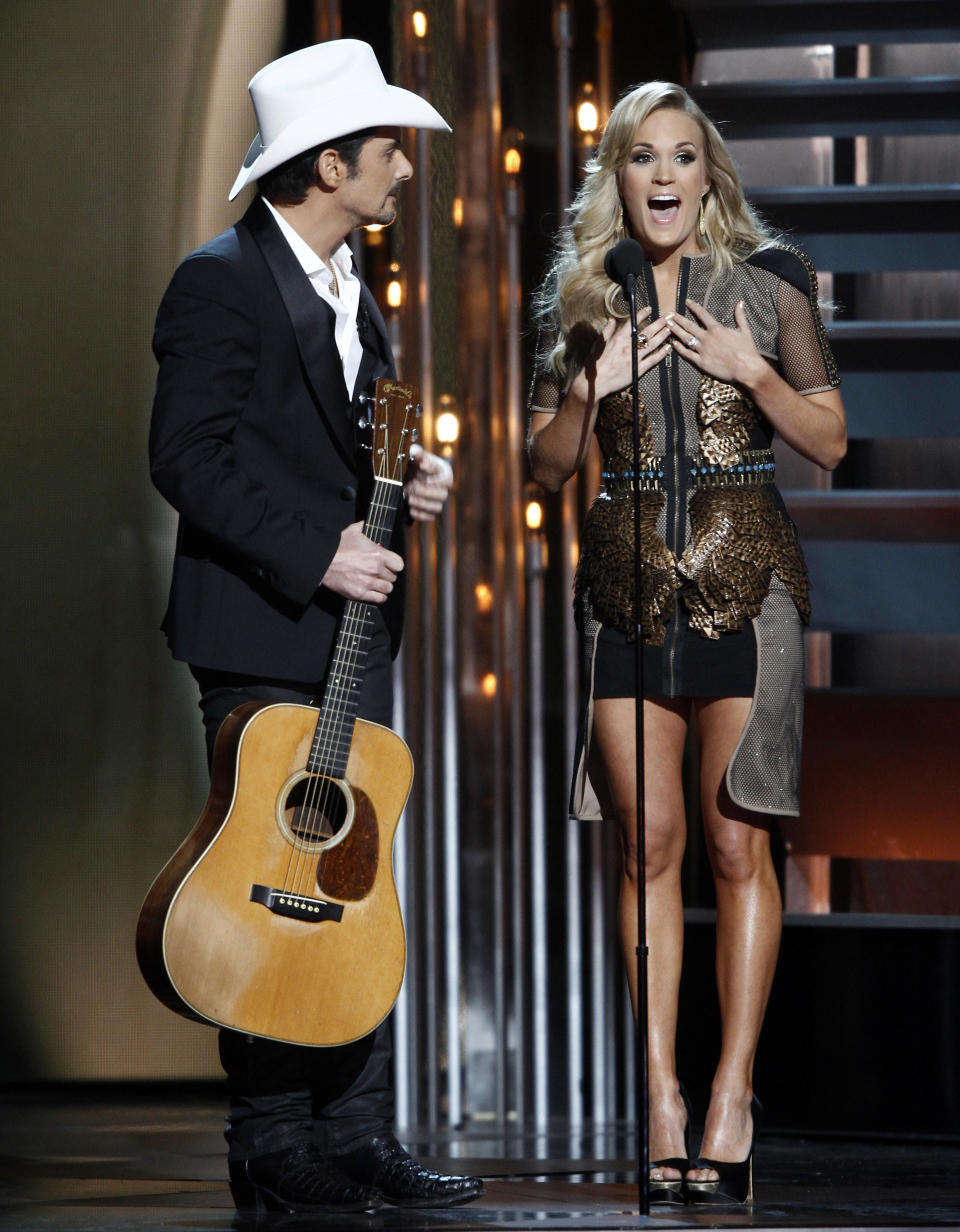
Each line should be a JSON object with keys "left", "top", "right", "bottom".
{"left": 528, "top": 81, "right": 845, "bottom": 1205}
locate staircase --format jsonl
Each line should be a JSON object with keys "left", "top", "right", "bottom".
{"left": 675, "top": 0, "right": 960, "bottom": 912}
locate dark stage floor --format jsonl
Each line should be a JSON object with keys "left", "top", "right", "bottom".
{"left": 1, "top": 1088, "right": 958, "bottom": 1231}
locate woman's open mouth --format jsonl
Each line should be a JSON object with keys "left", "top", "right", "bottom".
{"left": 648, "top": 194, "right": 681, "bottom": 225}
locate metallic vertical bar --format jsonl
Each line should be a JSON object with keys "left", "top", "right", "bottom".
{"left": 595, "top": 0, "right": 612, "bottom": 121}
{"left": 415, "top": 115, "right": 441, "bottom": 1133}
{"left": 312, "top": 0, "right": 341, "bottom": 40}
{"left": 486, "top": 2, "right": 508, "bottom": 1128}
{"left": 590, "top": 825, "right": 608, "bottom": 1139}
{"left": 553, "top": 0, "right": 584, "bottom": 1137}
{"left": 527, "top": 533, "right": 550, "bottom": 1137}
{"left": 504, "top": 168, "right": 528, "bottom": 1128}
{"left": 391, "top": 654, "right": 414, "bottom": 1130}
{"left": 439, "top": 491, "right": 463, "bottom": 1128}
{"left": 453, "top": 0, "right": 503, "bottom": 1126}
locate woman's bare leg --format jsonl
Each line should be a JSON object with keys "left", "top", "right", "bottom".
{"left": 687, "top": 695, "right": 781, "bottom": 1179}
{"left": 592, "top": 696, "right": 690, "bottom": 1179}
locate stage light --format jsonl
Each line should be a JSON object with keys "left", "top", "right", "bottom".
{"left": 577, "top": 100, "right": 599, "bottom": 134}
{"left": 504, "top": 146, "right": 522, "bottom": 176}
{"left": 451, "top": 196, "right": 464, "bottom": 227}
{"left": 412, "top": 10, "right": 428, "bottom": 38}
{"left": 525, "top": 500, "right": 544, "bottom": 531}
{"left": 475, "top": 582, "right": 493, "bottom": 613}
{"left": 436, "top": 411, "right": 460, "bottom": 445}
{"left": 481, "top": 672, "right": 497, "bottom": 697}
{"left": 386, "top": 279, "right": 403, "bottom": 309}
{"left": 577, "top": 84, "right": 599, "bottom": 135}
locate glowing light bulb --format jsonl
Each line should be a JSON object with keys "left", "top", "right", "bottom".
{"left": 436, "top": 411, "right": 460, "bottom": 444}
{"left": 577, "top": 100, "right": 599, "bottom": 134}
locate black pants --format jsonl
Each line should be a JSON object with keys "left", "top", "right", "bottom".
{"left": 191, "top": 615, "right": 395, "bottom": 1161}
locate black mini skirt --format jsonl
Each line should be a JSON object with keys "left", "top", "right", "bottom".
{"left": 593, "top": 615, "right": 757, "bottom": 700}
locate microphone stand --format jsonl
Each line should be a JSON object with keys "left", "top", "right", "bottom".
{"left": 625, "top": 270, "right": 650, "bottom": 1218}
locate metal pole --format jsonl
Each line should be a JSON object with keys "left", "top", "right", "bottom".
{"left": 504, "top": 157, "right": 529, "bottom": 1128}
{"left": 483, "top": 0, "right": 508, "bottom": 1130}
{"left": 553, "top": 0, "right": 584, "bottom": 1142}
{"left": 413, "top": 24, "right": 441, "bottom": 1132}
{"left": 439, "top": 469, "right": 463, "bottom": 1128}
{"left": 527, "top": 528, "right": 550, "bottom": 1139}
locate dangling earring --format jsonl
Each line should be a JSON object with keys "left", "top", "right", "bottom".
{"left": 698, "top": 194, "right": 707, "bottom": 237}
{"left": 616, "top": 199, "right": 626, "bottom": 238}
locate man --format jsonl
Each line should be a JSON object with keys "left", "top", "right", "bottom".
{"left": 149, "top": 40, "right": 482, "bottom": 1215}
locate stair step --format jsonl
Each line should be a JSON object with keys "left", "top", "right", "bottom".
{"left": 784, "top": 490, "right": 960, "bottom": 541}
{"left": 675, "top": 0, "right": 960, "bottom": 50}
{"left": 803, "top": 540, "right": 960, "bottom": 633}
{"left": 689, "top": 76, "right": 960, "bottom": 138}
{"left": 823, "top": 323, "right": 959, "bottom": 437}
{"left": 827, "top": 320, "right": 960, "bottom": 367}
{"left": 839, "top": 373, "right": 959, "bottom": 438}
{"left": 749, "top": 185, "right": 960, "bottom": 271}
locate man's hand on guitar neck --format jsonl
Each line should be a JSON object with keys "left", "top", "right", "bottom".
{"left": 321, "top": 521, "right": 404, "bottom": 603}
{"left": 403, "top": 445, "right": 454, "bottom": 521}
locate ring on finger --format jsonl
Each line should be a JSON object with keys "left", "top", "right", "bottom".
{"left": 636, "top": 333, "right": 648, "bottom": 349}
{"left": 686, "top": 334, "right": 699, "bottom": 349}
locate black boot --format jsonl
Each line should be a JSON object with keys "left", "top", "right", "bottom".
{"left": 229, "top": 1142, "right": 381, "bottom": 1213}
{"left": 334, "top": 1133, "right": 484, "bottom": 1207}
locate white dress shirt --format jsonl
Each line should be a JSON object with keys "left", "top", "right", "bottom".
{"left": 263, "top": 199, "right": 365, "bottom": 399}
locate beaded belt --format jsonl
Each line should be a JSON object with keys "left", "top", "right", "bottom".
{"left": 601, "top": 458, "right": 665, "bottom": 496}
{"left": 690, "top": 448, "right": 775, "bottom": 488}
{"left": 601, "top": 449, "right": 775, "bottom": 497}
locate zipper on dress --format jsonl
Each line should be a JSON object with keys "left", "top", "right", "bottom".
{"left": 664, "top": 258, "right": 690, "bottom": 696}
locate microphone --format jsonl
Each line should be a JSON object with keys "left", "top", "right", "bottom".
{"left": 603, "top": 238, "right": 645, "bottom": 290}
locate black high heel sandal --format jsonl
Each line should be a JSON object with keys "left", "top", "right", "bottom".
{"left": 648, "top": 1084, "right": 692, "bottom": 1206}
{"left": 684, "top": 1094, "right": 761, "bottom": 1206}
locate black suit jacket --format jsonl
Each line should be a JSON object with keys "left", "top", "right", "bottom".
{"left": 149, "top": 197, "right": 401, "bottom": 680}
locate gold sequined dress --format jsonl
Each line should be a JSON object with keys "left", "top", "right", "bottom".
{"left": 529, "top": 245, "right": 840, "bottom": 818}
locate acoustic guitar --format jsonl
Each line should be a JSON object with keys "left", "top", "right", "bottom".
{"left": 136, "top": 378, "right": 419, "bottom": 1047}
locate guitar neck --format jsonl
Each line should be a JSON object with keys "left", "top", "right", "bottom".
{"left": 307, "top": 476, "right": 404, "bottom": 777}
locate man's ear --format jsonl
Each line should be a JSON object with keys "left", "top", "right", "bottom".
{"left": 315, "top": 149, "right": 344, "bottom": 189}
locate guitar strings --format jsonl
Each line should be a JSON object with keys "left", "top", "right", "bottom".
{"left": 283, "top": 400, "right": 412, "bottom": 904}
{"left": 304, "top": 478, "right": 395, "bottom": 897}
{"left": 287, "top": 421, "right": 390, "bottom": 896}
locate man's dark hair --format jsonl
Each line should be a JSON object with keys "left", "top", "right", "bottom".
{"left": 259, "top": 127, "right": 378, "bottom": 205}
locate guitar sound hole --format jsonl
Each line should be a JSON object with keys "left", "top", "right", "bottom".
{"left": 283, "top": 777, "right": 349, "bottom": 848}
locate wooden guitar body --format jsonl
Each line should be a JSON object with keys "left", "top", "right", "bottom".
{"left": 136, "top": 702, "right": 412, "bottom": 1047}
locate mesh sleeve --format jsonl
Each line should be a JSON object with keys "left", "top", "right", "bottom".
{"left": 775, "top": 261, "right": 841, "bottom": 396}
{"left": 528, "top": 326, "right": 565, "bottom": 413}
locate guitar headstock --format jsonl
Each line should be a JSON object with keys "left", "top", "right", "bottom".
{"left": 358, "top": 378, "right": 421, "bottom": 484}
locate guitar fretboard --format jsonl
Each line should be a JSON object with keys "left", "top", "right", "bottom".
{"left": 307, "top": 477, "right": 404, "bottom": 777}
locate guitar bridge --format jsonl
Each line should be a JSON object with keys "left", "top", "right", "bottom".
{"left": 250, "top": 884, "right": 344, "bottom": 922}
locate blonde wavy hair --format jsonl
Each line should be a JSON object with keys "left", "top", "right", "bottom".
{"left": 535, "top": 81, "right": 773, "bottom": 377}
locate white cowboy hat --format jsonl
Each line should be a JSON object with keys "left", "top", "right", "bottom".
{"left": 228, "top": 39, "right": 450, "bottom": 201}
